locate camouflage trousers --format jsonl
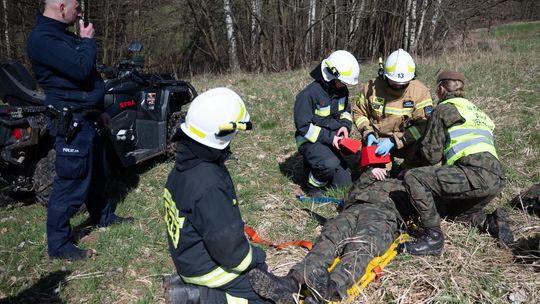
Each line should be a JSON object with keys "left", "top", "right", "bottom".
{"left": 403, "top": 163, "right": 505, "bottom": 228}
{"left": 292, "top": 177, "right": 414, "bottom": 298}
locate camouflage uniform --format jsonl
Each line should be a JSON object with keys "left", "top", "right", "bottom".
{"left": 403, "top": 97, "right": 505, "bottom": 229}
{"left": 291, "top": 175, "right": 415, "bottom": 298}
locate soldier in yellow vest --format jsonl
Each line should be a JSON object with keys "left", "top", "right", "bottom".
{"left": 352, "top": 49, "right": 433, "bottom": 174}
{"left": 402, "top": 70, "right": 513, "bottom": 256}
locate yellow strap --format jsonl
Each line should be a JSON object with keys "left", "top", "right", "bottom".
{"left": 306, "top": 234, "right": 409, "bottom": 304}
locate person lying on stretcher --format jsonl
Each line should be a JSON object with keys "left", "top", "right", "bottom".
{"left": 249, "top": 172, "right": 417, "bottom": 303}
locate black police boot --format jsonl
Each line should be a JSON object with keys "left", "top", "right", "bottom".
{"left": 248, "top": 268, "right": 300, "bottom": 304}
{"left": 484, "top": 208, "right": 514, "bottom": 247}
{"left": 404, "top": 226, "right": 444, "bottom": 256}
{"left": 49, "top": 246, "right": 94, "bottom": 261}
{"left": 163, "top": 273, "right": 200, "bottom": 304}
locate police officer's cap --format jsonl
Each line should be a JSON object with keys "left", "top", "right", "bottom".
{"left": 437, "top": 70, "right": 466, "bottom": 85}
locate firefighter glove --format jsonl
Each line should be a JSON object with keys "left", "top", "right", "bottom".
{"left": 375, "top": 138, "right": 394, "bottom": 156}
{"left": 367, "top": 134, "right": 378, "bottom": 146}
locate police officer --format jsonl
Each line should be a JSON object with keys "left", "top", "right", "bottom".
{"left": 163, "top": 88, "right": 269, "bottom": 303}
{"left": 402, "top": 70, "right": 513, "bottom": 256}
{"left": 352, "top": 49, "right": 433, "bottom": 173}
{"left": 27, "top": 0, "right": 132, "bottom": 260}
{"left": 295, "top": 50, "right": 360, "bottom": 197}
{"left": 248, "top": 174, "right": 416, "bottom": 303}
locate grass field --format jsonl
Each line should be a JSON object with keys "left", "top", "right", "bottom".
{"left": 1, "top": 22, "right": 539, "bottom": 303}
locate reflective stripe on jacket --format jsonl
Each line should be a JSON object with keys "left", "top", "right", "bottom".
{"left": 441, "top": 97, "right": 498, "bottom": 165}
{"left": 352, "top": 77, "right": 432, "bottom": 149}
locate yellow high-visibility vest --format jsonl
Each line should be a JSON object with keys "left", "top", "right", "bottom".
{"left": 441, "top": 98, "right": 498, "bottom": 165}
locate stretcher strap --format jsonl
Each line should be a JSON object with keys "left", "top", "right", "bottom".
{"left": 244, "top": 225, "right": 313, "bottom": 250}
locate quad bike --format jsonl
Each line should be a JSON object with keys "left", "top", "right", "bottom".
{"left": 0, "top": 42, "right": 196, "bottom": 205}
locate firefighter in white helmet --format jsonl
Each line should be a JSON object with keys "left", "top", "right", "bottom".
{"left": 162, "top": 88, "right": 270, "bottom": 303}
{"left": 352, "top": 49, "right": 433, "bottom": 177}
{"left": 294, "top": 50, "right": 360, "bottom": 197}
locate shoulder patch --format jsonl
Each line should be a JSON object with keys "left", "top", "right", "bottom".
{"left": 403, "top": 101, "right": 414, "bottom": 108}
{"left": 375, "top": 96, "right": 385, "bottom": 104}
{"left": 424, "top": 105, "right": 433, "bottom": 116}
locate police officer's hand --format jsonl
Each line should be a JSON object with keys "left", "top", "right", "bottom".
{"left": 98, "top": 113, "right": 112, "bottom": 129}
{"left": 367, "top": 133, "right": 378, "bottom": 146}
{"left": 79, "top": 20, "right": 95, "bottom": 39}
{"left": 371, "top": 167, "right": 387, "bottom": 181}
{"left": 375, "top": 138, "right": 394, "bottom": 156}
{"left": 337, "top": 127, "right": 349, "bottom": 139}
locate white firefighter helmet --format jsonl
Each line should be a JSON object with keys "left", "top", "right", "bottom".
{"left": 180, "top": 87, "right": 250, "bottom": 150}
{"left": 320, "top": 50, "right": 360, "bottom": 85}
{"left": 384, "top": 49, "right": 416, "bottom": 83}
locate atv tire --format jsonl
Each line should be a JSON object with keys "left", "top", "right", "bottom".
{"left": 167, "top": 111, "right": 185, "bottom": 158}
{"left": 33, "top": 149, "right": 56, "bottom": 206}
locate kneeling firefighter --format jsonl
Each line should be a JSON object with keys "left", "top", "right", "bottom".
{"left": 163, "top": 88, "right": 270, "bottom": 303}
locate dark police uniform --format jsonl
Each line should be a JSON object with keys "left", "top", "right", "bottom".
{"left": 294, "top": 65, "right": 353, "bottom": 190}
{"left": 27, "top": 14, "right": 118, "bottom": 258}
{"left": 164, "top": 135, "right": 269, "bottom": 303}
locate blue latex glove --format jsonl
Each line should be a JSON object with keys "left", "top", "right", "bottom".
{"left": 375, "top": 138, "right": 394, "bottom": 156}
{"left": 367, "top": 134, "right": 378, "bottom": 146}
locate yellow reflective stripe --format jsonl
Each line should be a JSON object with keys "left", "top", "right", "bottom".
{"left": 235, "top": 101, "right": 245, "bottom": 122}
{"left": 371, "top": 106, "right": 414, "bottom": 116}
{"left": 315, "top": 105, "right": 331, "bottom": 117}
{"left": 355, "top": 116, "right": 369, "bottom": 127}
{"left": 189, "top": 125, "right": 206, "bottom": 138}
{"left": 385, "top": 62, "right": 396, "bottom": 72}
{"left": 309, "top": 172, "right": 327, "bottom": 188}
{"left": 226, "top": 293, "right": 248, "bottom": 304}
{"left": 407, "top": 64, "right": 415, "bottom": 73}
{"left": 340, "top": 111, "right": 352, "bottom": 121}
{"left": 408, "top": 126, "right": 421, "bottom": 140}
{"left": 416, "top": 98, "right": 433, "bottom": 109}
{"left": 356, "top": 94, "right": 366, "bottom": 105}
{"left": 338, "top": 97, "right": 346, "bottom": 111}
{"left": 305, "top": 124, "right": 321, "bottom": 143}
{"left": 164, "top": 189, "right": 185, "bottom": 249}
{"left": 180, "top": 246, "right": 252, "bottom": 288}
{"left": 340, "top": 66, "right": 353, "bottom": 77}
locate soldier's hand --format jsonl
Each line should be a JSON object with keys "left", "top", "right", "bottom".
{"left": 79, "top": 20, "right": 95, "bottom": 39}
{"left": 371, "top": 167, "right": 387, "bottom": 181}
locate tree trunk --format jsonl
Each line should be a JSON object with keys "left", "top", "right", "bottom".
{"left": 412, "top": 0, "right": 428, "bottom": 53}
{"left": 223, "top": 0, "right": 239, "bottom": 72}
{"left": 306, "top": 0, "right": 316, "bottom": 60}
{"left": 404, "top": 0, "right": 412, "bottom": 49}
{"left": 429, "top": 0, "right": 442, "bottom": 42}
{"left": 250, "top": 0, "right": 261, "bottom": 70}
{"left": 408, "top": 0, "right": 417, "bottom": 52}
{"left": 2, "top": 0, "right": 11, "bottom": 58}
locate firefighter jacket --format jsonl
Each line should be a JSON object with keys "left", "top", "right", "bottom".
{"left": 352, "top": 77, "right": 432, "bottom": 149}
{"left": 419, "top": 95, "right": 503, "bottom": 178}
{"left": 294, "top": 64, "right": 353, "bottom": 148}
{"left": 164, "top": 136, "right": 266, "bottom": 289}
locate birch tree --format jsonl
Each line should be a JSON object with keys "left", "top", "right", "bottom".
{"left": 223, "top": 0, "right": 239, "bottom": 71}
{"left": 411, "top": 0, "right": 428, "bottom": 52}
{"left": 305, "top": 0, "right": 316, "bottom": 59}
{"left": 408, "top": 0, "right": 418, "bottom": 51}
{"left": 2, "top": 0, "right": 11, "bottom": 58}
{"left": 429, "top": 0, "right": 443, "bottom": 42}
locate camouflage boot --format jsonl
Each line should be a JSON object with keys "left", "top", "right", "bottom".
{"left": 403, "top": 226, "right": 444, "bottom": 256}
{"left": 248, "top": 268, "right": 300, "bottom": 304}
{"left": 483, "top": 208, "right": 514, "bottom": 247}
